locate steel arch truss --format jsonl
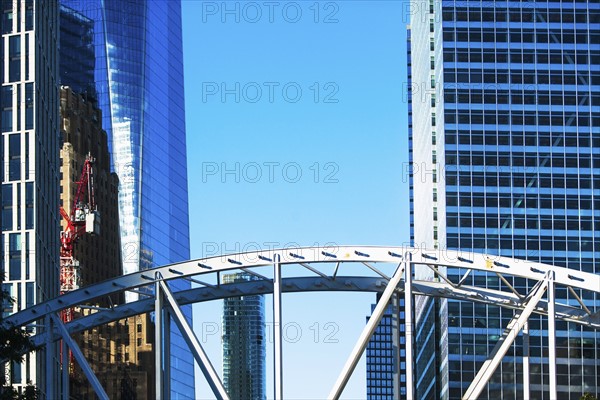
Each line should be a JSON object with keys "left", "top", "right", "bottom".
{"left": 2, "top": 246, "right": 600, "bottom": 400}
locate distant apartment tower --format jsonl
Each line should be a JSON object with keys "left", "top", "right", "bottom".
{"left": 365, "top": 294, "right": 405, "bottom": 399}
{"left": 59, "top": 1, "right": 194, "bottom": 396}
{"left": 222, "top": 273, "right": 266, "bottom": 400}
{"left": 409, "top": 1, "right": 600, "bottom": 399}
{"left": 1, "top": 0, "right": 60, "bottom": 396}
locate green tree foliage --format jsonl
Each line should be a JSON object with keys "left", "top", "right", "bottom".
{"left": 581, "top": 394, "right": 598, "bottom": 400}
{"left": 0, "top": 290, "right": 38, "bottom": 399}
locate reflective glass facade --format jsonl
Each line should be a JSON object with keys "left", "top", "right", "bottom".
{"left": 58, "top": 1, "right": 193, "bottom": 397}
{"left": 1, "top": 0, "right": 60, "bottom": 396}
{"left": 222, "top": 273, "right": 266, "bottom": 400}
{"left": 410, "top": 1, "right": 600, "bottom": 399}
{"left": 366, "top": 294, "right": 406, "bottom": 399}
{"left": 59, "top": 5, "right": 95, "bottom": 99}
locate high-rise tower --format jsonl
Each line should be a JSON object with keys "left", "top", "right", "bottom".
{"left": 222, "top": 273, "right": 266, "bottom": 400}
{"left": 58, "top": 0, "right": 193, "bottom": 397}
{"left": 1, "top": 0, "right": 61, "bottom": 396}
{"left": 409, "top": 1, "right": 600, "bottom": 399}
{"left": 365, "top": 294, "right": 405, "bottom": 400}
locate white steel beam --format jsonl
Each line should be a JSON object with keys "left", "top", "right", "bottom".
{"left": 158, "top": 280, "right": 230, "bottom": 400}
{"left": 62, "top": 338, "right": 69, "bottom": 400}
{"left": 462, "top": 275, "right": 550, "bottom": 400}
{"left": 155, "top": 281, "right": 164, "bottom": 400}
{"left": 391, "top": 293, "right": 400, "bottom": 399}
{"left": 164, "top": 310, "right": 171, "bottom": 398}
{"left": 328, "top": 261, "right": 406, "bottom": 400}
{"left": 405, "top": 259, "right": 414, "bottom": 399}
{"left": 523, "top": 322, "right": 529, "bottom": 400}
{"left": 45, "top": 315, "right": 54, "bottom": 400}
{"left": 49, "top": 313, "right": 109, "bottom": 400}
{"left": 548, "top": 272, "right": 557, "bottom": 400}
{"left": 299, "top": 262, "right": 329, "bottom": 279}
{"left": 273, "top": 255, "right": 283, "bottom": 400}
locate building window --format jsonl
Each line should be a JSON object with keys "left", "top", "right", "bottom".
{"left": 25, "top": 1, "right": 33, "bottom": 30}
{"left": 9, "top": 35, "right": 21, "bottom": 83}
{"left": 2, "top": 185, "right": 13, "bottom": 230}
{"left": 25, "top": 282, "right": 33, "bottom": 308}
{"left": 2, "top": 86, "right": 13, "bottom": 132}
{"left": 25, "top": 182, "right": 33, "bottom": 229}
{"left": 8, "top": 134, "right": 20, "bottom": 181}
{"left": 9, "top": 233, "right": 21, "bottom": 280}
{"left": 2, "top": 2, "right": 13, "bottom": 34}
{"left": 25, "top": 83, "right": 33, "bottom": 130}
{"left": 11, "top": 361, "right": 21, "bottom": 384}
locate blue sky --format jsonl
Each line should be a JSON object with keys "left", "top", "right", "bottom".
{"left": 182, "top": 1, "right": 410, "bottom": 398}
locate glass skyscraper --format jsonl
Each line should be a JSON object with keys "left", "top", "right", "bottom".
{"left": 58, "top": 1, "right": 193, "bottom": 397}
{"left": 222, "top": 273, "right": 266, "bottom": 400}
{"left": 409, "top": 1, "right": 599, "bottom": 399}
{"left": 366, "top": 294, "right": 406, "bottom": 400}
{"left": 2, "top": 0, "right": 61, "bottom": 396}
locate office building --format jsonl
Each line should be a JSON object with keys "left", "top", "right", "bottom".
{"left": 59, "top": 1, "right": 194, "bottom": 397}
{"left": 222, "top": 273, "right": 266, "bottom": 400}
{"left": 409, "top": 1, "right": 600, "bottom": 399}
{"left": 1, "top": 0, "right": 61, "bottom": 396}
{"left": 366, "top": 294, "right": 406, "bottom": 400}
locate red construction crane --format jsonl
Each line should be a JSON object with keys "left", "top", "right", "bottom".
{"left": 59, "top": 153, "right": 100, "bottom": 318}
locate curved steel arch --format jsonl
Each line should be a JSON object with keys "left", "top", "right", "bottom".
{"left": 3, "top": 246, "right": 600, "bottom": 400}
{"left": 5, "top": 246, "right": 599, "bottom": 328}
{"left": 24, "top": 276, "right": 600, "bottom": 348}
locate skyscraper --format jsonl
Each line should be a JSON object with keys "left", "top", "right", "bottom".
{"left": 1, "top": 0, "right": 60, "bottom": 396}
{"left": 58, "top": 1, "right": 193, "bottom": 397}
{"left": 365, "top": 294, "right": 405, "bottom": 400}
{"left": 222, "top": 273, "right": 266, "bottom": 400}
{"left": 409, "top": 1, "right": 600, "bottom": 399}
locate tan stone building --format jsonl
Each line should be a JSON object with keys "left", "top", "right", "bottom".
{"left": 60, "top": 87, "right": 120, "bottom": 288}
{"left": 59, "top": 86, "right": 155, "bottom": 399}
